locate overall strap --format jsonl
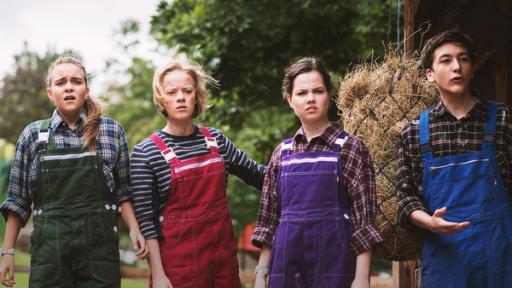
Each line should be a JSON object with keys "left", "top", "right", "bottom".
{"left": 333, "top": 131, "right": 349, "bottom": 153}
{"left": 419, "top": 110, "right": 434, "bottom": 161}
{"left": 37, "top": 118, "right": 56, "bottom": 151}
{"left": 198, "top": 127, "right": 219, "bottom": 154}
{"left": 280, "top": 138, "right": 294, "bottom": 158}
{"left": 150, "top": 133, "right": 177, "bottom": 164}
{"left": 482, "top": 100, "right": 498, "bottom": 153}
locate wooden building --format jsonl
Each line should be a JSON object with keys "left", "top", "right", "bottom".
{"left": 404, "top": 0, "right": 512, "bottom": 105}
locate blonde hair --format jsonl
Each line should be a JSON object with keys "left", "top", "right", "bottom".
{"left": 152, "top": 58, "right": 216, "bottom": 118}
{"left": 47, "top": 56, "right": 102, "bottom": 151}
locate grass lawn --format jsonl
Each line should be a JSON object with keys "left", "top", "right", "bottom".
{"left": 11, "top": 272, "right": 146, "bottom": 288}
{"left": 11, "top": 250, "right": 147, "bottom": 288}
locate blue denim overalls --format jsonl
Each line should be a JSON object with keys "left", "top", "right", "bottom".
{"left": 419, "top": 101, "right": 512, "bottom": 287}
{"left": 268, "top": 132, "right": 356, "bottom": 288}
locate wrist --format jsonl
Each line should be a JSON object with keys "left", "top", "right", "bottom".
{"left": 254, "top": 266, "right": 268, "bottom": 275}
{"left": 0, "top": 248, "right": 15, "bottom": 256}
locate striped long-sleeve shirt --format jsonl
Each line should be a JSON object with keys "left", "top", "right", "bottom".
{"left": 130, "top": 126, "right": 265, "bottom": 239}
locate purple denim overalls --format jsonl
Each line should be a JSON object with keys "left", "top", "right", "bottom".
{"left": 268, "top": 132, "right": 356, "bottom": 288}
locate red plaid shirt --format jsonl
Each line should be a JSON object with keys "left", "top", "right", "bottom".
{"left": 252, "top": 122, "right": 383, "bottom": 255}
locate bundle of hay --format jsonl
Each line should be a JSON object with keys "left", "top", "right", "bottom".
{"left": 337, "top": 52, "right": 438, "bottom": 260}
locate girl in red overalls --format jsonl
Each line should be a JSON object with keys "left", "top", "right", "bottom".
{"left": 130, "top": 58, "right": 265, "bottom": 288}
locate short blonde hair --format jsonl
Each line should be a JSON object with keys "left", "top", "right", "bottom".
{"left": 152, "top": 58, "right": 216, "bottom": 118}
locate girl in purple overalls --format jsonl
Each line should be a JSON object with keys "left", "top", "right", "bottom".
{"left": 252, "top": 57, "right": 383, "bottom": 288}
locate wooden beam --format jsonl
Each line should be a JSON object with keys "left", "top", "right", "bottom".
{"left": 392, "top": 260, "right": 419, "bottom": 288}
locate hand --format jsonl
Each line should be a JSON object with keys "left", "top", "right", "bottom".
{"left": 254, "top": 272, "right": 267, "bottom": 288}
{"left": 129, "top": 228, "right": 148, "bottom": 259}
{"left": 351, "top": 276, "right": 370, "bottom": 288}
{"left": 0, "top": 255, "right": 15, "bottom": 287}
{"left": 152, "top": 274, "right": 173, "bottom": 288}
{"left": 429, "top": 207, "right": 470, "bottom": 234}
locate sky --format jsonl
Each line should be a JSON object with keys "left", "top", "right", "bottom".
{"left": 0, "top": 0, "right": 165, "bottom": 94}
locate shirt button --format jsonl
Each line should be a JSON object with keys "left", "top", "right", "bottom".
{"left": 105, "top": 204, "right": 111, "bottom": 210}
{"left": 111, "top": 204, "right": 117, "bottom": 210}
{"left": 113, "top": 226, "right": 118, "bottom": 233}
{"left": 159, "top": 216, "right": 164, "bottom": 222}
{"left": 344, "top": 214, "right": 350, "bottom": 219}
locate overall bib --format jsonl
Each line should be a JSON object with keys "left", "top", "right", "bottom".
{"left": 268, "top": 132, "right": 356, "bottom": 288}
{"left": 30, "top": 119, "right": 120, "bottom": 288}
{"left": 420, "top": 101, "right": 512, "bottom": 287}
{"left": 151, "top": 127, "right": 240, "bottom": 288}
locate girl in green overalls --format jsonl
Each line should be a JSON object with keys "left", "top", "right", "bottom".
{"left": 0, "top": 56, "right": 148, "bottom": 287}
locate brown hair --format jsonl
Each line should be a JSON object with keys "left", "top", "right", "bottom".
{"left": 282, "top": 57, "right": 335, "bottom": 100}
{"left": 420, "top": 29, "right": 476, "bottom": 70}
{"left": 152, "top": 58, "right": 217, "bottom": 118}
{"left": 47, "top": 56, "right": 101, "bottom": 151}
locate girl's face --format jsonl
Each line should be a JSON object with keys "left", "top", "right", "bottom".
{"left": 287, "top": 70, "right": 329, "bottom": 126}
{"left": 47, "top": 63, "right": 89, "bottom": 119}
{"left": 161, "top": 70, "right": 197, "bottom": 123}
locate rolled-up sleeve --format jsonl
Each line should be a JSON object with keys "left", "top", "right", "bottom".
{"left": 343, "top": 136, "right": 383, "bottom": 255}
{"left": 252, "top": 144, "right": 281, "bottom": 248}
{"left": 1, "top": 123, "right": 38, "bottom": 225}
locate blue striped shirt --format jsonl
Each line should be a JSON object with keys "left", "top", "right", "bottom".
{"left": 1, "top": 110, "right": 131, "bottom": 225}
{"left": 130, "top": 126, "right": 265, "bottom": 239}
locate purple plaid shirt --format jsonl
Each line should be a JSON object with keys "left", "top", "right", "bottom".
{"left": 252, "top": 122, "right": 383, "bottom": 255}
{"left": 397, "top": 100, "right": 512, "bottom": 225}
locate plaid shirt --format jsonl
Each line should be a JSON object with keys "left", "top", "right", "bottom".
{"left": 397, "top": 100, "right": 512, "bottom": 224}
{"left": 252, "top": 122, "right": 383, "bottom": 255}
{"left": 1, "top": 110, "right": 131, "bottom": 225}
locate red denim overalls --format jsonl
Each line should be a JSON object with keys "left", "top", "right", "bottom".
{"left": 150, "top": 127, "right": 241, "bottom": 288}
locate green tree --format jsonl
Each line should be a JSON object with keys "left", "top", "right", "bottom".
{"left": 0, "top": 45, "right": 76, "bottom": 144}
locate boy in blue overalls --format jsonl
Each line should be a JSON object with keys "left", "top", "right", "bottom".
{"left": 397, "top": 30, "right": 512, "bottom": 287}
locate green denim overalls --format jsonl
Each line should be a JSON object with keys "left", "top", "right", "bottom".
{"left": 29, "top": 119, "right": 120, "bottom": 288}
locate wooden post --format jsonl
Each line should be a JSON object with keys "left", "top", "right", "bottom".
{"left": 392, "top": 260, "right": 418, "bottom": 288}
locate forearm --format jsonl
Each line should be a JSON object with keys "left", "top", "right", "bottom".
{"left": 147, "top": 239, "right": 166, "bottom": 278}
{"left": 408, "top": 209, "right": 433, "bottom": 230}
{"left": 2, "top": 212, "right": 22, "bottom": 248}
{"left": 256, "top": 246, "right": 271, "bottom": 268}
{"left": 354, "top": 249, "right": 372, "bottom": 280}
{"left": 120, "top": 201, "right": 140, "bottom": 232}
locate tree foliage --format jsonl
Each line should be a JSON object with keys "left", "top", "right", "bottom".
{"left": 0, "top": 45, "right": 76, "bottom": 144}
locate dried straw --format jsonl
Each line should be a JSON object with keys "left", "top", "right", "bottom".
{"left": 337, "top": 51, "right": 438, "bottom": 260}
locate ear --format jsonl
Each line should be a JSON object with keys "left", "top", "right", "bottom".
{"left": 426, "top": 68, "right": 436, "bottom": 83}
{"left": 286, "top": 94, "right": 294, "bottom": 109}
{"left": 84, "top": 87, "right": 90, "bottom": 100}
{"left": 47, "top": 87, "right": 54, "bottom": 103}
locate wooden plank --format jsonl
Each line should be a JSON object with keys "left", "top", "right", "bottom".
{"left": 392, "top": 260, "right": 419, "bottom": 288}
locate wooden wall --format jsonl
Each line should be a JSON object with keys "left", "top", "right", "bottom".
{"left": 404, "top": 0, "right": 512, "bottom": 105}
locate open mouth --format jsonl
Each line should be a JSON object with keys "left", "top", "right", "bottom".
{"left": 451, "top": 76, "right": 464, "bottom": 82}
{"left": 64, "top": 95, "right": 76, "bottom": 101}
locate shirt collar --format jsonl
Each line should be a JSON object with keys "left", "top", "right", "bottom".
{"left": 292, "top": 122, "right": 343, "bottom": 147}
{"left": 49, "top": 109, "right": 87, "bottom": 132}
{"left": 430, "top": 99, "right": 487, "bottom": 122}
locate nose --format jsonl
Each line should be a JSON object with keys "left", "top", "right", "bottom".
{"left": 452, "top": 59, "right": 461, "bottom": 71}
{"left": 64, "top": 81, "right": 74, "bottom": 91}
{"left": 176, "top": 91, "right": 185, "bottom": 101}
{"left": 306, "top": 92, "right": 315, "bottom": 103}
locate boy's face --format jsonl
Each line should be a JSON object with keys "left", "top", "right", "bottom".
{"left": 426, "top": 42, "right": 472, "bottom": 98}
